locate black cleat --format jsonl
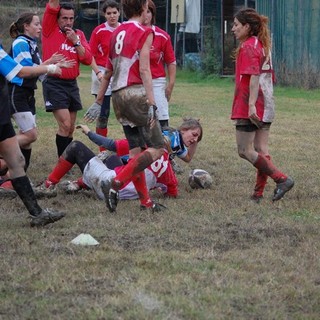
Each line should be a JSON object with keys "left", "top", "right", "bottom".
{"left": 272, "top": 176, "right": 294, "bottom": 201}
{"left": 101, "top": 180, "right": 119, "bottom": 213}
{"left": 140, "top": 202, "right": 167, "bottom": 213}
{"left": 0, "top": 187, "right": 17, "bottom": 199}
{"left": 250, "top": 194, "right": 263, "bottom": 204}
{"left": 30, "top": 208, "right": 65, "bottom": 227}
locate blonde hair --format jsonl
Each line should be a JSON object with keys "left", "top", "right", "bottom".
{"left": 178, "top": 117, "right": 203, "bottom": 142}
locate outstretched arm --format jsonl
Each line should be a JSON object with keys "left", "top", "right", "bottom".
{"left": 18, "top": 65, "right": 61, "bottom": 78}
{"left": 48, "top": 0, "right": 59, "bottom": 9}
{"left": 76, "top": 124, "right": 117, "bottom": 151}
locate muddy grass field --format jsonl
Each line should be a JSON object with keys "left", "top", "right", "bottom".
{"left": 0, "top": 69, "right": 320, "bottom": 319}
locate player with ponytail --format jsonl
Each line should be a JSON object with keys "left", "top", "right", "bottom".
{"left": 231, "top": 8, "right": 294, "bottom": 202}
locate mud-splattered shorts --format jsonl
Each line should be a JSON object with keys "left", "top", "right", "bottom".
{"left": 112, "top": 85, "right": 164, "bottom": 150}
{"left": 235, "top": 119, "right": 271, "bottom": 132}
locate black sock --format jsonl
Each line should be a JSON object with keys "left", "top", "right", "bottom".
{"left": 56, "top": 134, "right": 72, "bottom": 157}
{"left": 11, "top": 176, "right": 42, "bottom": 216}
{"left": 20, "top": 148, "right": 32, "bottom": 172}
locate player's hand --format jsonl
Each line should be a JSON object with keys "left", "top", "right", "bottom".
{"left": 96, "top": 71, "right": 103, "bottom": 82}
{"left": 83, "top": 102, "right": 101, "bottom": 123}
{"left": 76, "top": 124, "right": 91, "bottom": 135}
{"left": 249, "top": 114, "right": 262, "bottom": 129}
{"left": 165, "top": 86, "right": 173, "bottom": 101}
{"left": 47, "top": 53, "right": 65, "bottom": 64}
{"left": 64, "top": 27, "right": 78, "bottom": 43}
{"left": 249, "top": 104, "right": 262, "bottom": 129}
{"left": 56, "top": 58, "right": 76, "bottom": 69}
{"left": 148, "top": 105, "right": 157, "bottom": 128}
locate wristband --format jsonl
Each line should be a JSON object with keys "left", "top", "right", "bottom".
{"left": 96, "top": 71, "right": 102, "bottom": 76}
{"left": 46, "top": 64, "right": 57, "bottom": 74}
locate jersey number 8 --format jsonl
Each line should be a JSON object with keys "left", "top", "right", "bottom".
{"left": 115, "top": 30, "right": 126, "bottom": 54}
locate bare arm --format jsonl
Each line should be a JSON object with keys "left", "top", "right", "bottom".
{"left": 91, "top": 57, "right": 103, "bottom": 81}
{"left": 96, "top": 70, "right": 112, "bottom": 104}
{"left": 139, "top": 33, "right": 155, "bottom": 106}
{"left": 248, "top": 75, "right": 259, "bottom": 117}
{"left": 165, "top": 63, "right": 176, "bottom": 101}
{"left": 180, "top": 142, "right": 198, "bottom": 163}
{"left": 17, "top": 65, "right": 61, "bottom": 78}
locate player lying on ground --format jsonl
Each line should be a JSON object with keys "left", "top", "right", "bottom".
{"left": 79, "top": 117, "right": 203, "bottom": 165}
{"left": 36, "top": 140, "right": 178, "bottom": 206}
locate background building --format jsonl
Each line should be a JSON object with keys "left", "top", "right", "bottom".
{"left": 1, "top": 0, "right": 318, "bottom": 87}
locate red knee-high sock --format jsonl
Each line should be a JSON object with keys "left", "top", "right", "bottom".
{"left": 48, "top": 157, "right": 74, "bottom": 185}
{"left": 131, "top": 172, "right": 153, "bottom": 207}
{"left": 253, "top": 153, "right": 287, "bottom": 183}
{"left": 96, "top": 127, "right": 108, "bottom": 152}
{"left": 113, "top": 150, "right": 154, "bottom": 190}
{"left": 253, "top": 155, "right": 271, "bottom": 197}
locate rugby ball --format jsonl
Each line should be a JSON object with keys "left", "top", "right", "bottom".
{"left": 188, "top": 169, "right": 213, "bottom": 189}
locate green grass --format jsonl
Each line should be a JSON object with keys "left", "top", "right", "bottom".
{"left": 1, "top": 69, "right": 320, "bottom": 319}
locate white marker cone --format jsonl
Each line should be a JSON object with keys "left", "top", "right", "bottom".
{"left": 71, "top": 233, "right": 99, "bottom": 246}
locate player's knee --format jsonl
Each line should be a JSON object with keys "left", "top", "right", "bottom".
{"left": 13, "top": 153, "right": 26, "bottom": 171}
{"left": 24, "top": 130, "right": 38, "bottom": 143}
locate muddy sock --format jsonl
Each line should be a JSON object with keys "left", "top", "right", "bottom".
{"left": 131, "top": 172, "right": 152, "bottom": 207}
{"left": 112, "top": 150, "right": 153, "bottom": 190}
{"left": 11, "top": 176, "right": 42, "bottom": 216}
{"left": 253, "top": 153, "right": 287, "bottom": 183}
{"left": 253, "top": 155, "right": 271, "bottom": 197}
{"left": 96, "top": 117, "right": 108, "bottom": 152}
{"left": 48, "top": 157, "right": 74, "bottom": 184}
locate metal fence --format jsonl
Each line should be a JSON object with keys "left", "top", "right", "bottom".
{"left": 257, "top": 0, "right": 320, "bottom": 88}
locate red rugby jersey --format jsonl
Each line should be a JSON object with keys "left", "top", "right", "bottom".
{"left": 231, "top": 36, "right": 275, "bottom": 123}
{"left": 114, "top": 139, "right": 178, "bottom": 197}
{"left": 89, "top": 22, "right": 119, "bottom": 67}
{"left": 42, "top": 4, "right": 92, "bottom": 80}
{"left": 106, "top": 21, "right": 153, "bottom": 91}
{"left": 150, "top": 25, "right": 176, "bottom": 79}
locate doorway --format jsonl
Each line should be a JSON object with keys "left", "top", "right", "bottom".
{"left": 221, "top": 0, "right": 256, "bottom": 75}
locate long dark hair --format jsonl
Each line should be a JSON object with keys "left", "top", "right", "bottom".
{"left": 148, "top": 0, "right": 156, "bottom": 25}
{"left": 234, "top": 8, "right": 271, "bottom": 59}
